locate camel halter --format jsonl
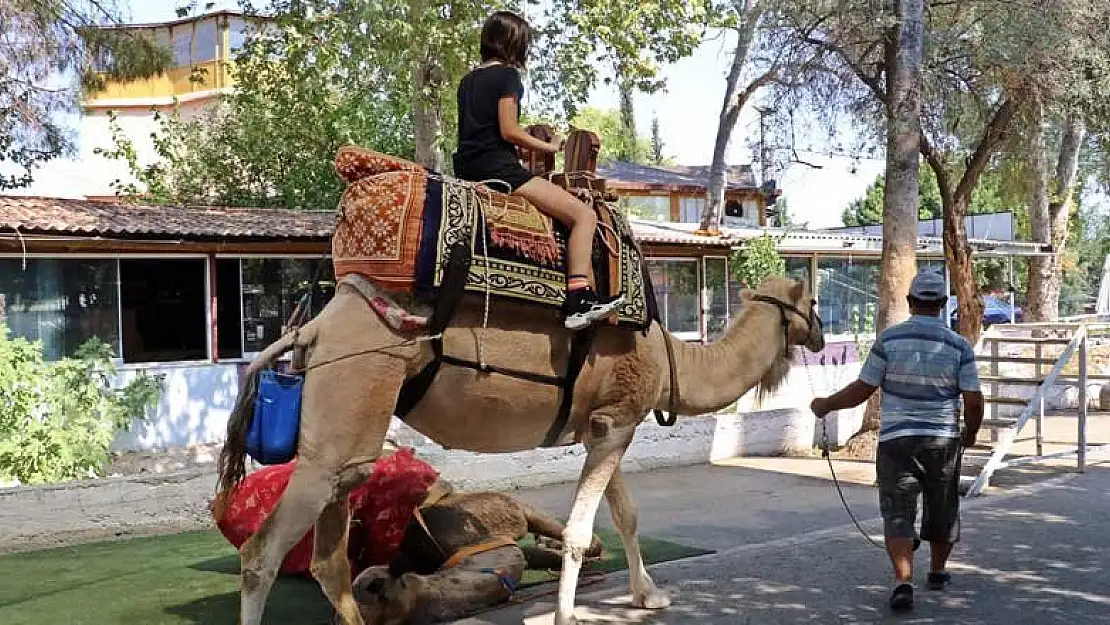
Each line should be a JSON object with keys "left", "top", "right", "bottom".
{"left": 749, "top": 294, "right": 822, "bottom": 355}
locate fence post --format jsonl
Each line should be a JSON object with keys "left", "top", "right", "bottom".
{"left": 1078, "top": 328, "right": 1088, "bottom": 472}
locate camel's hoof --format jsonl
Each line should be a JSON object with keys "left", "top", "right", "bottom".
{"left": 633, "top": 588, "right": 672, "bottom": 610}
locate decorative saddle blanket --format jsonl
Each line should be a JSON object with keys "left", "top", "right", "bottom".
{"left": 331, "top": 146, "right": 652, "bottom": 330}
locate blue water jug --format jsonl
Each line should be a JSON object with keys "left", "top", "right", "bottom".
{"left": 246, "top": 370, "right": 303, "bottom": 465}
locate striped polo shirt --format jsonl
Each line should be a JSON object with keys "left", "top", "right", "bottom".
{"left": 859, "top": 315, "right": 981, "bottom": 442}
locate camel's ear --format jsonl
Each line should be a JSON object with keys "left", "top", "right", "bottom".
{"left": 739, "top": 288, "right": 755, "bottom": 301}
{"left": 790, "top": 279, "right": 805, "bottom": 302}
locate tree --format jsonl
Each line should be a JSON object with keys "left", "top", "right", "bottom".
{"left": 842, "top": 166, "right": 1010, "bottom": 227}
{"left": 568, "top": 107, "right": 654, "bottom": 164}
{"left": 0, "top": 0, "right": 171, "bottom": 189}
{"left": 98, "top": 0, "right": 446, "bottom": 208}
{"left": 531, "top": 0, "right": 709, "bottom": 125}
{"left": 697, "top": 1, "right": 826, "bottom": 234}
{"left": 790, "top": 0, "right": 1107, "bottom": 343}
{"left": 650, "top": 114, "right": 669, "bottom": 165}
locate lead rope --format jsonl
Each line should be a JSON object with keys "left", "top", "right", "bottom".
{"left": 799, "top": 346, "right": 886, "bottom": 551}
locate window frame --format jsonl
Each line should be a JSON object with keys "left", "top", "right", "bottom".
{"left": 647, "top": 256, "right": 702, "bottom": 342}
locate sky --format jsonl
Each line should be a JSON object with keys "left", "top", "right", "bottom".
{"left": 49, "top": 1, "right": 886, "bottom": 228}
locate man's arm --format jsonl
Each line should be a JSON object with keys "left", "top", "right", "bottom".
{"left": 811, "top": 380, "right": 877, "bottom": 418}
{"left": 962, "top": 390, "right": 984, "bottom": 446}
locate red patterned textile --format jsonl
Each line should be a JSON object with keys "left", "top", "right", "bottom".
{"left": 213, "top": 448, "right": 438, "bottom": 577}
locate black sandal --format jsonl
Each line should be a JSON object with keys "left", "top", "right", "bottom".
{"left": 927, "top": 572, "right": 951, "bottom": 590}
{"left": 889, "top": 583, "right": 914, "bottom": 611}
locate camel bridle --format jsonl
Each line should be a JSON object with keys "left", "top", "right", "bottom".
{"left": 750, "top": 294, "right": 822, "bottom": 355}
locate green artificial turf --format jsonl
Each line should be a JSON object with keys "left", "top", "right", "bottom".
{"left": 0, "top": 529, "right": 710, "bottom": 625}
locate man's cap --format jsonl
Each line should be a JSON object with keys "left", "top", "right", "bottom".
{"left": 909, "top": 271, "right": 947, "bottom": 301}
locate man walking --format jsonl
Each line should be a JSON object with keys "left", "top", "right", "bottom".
{"left": 810, "top": 270, "right": 984, "bottom": 611}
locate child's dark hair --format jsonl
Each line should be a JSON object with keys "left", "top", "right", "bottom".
{"left": 480, "top": 11, "right": 531, "bottom": 68}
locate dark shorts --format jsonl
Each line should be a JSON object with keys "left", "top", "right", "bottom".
{"left": 877, "top": 435, "right": 962, "bottom": 543}
{"left": 452, "top": 153, "right": 534, "bottom": 193}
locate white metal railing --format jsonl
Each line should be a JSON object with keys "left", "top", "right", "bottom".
{"left": 966, "top": 321, "right": 1110, "bottom": 496}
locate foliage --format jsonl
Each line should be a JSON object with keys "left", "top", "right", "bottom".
{"left": 0, "top": 325, "right": 163, "bottom": 485}
{"left": 0, "top": 0, "right": 172, "bottom": 190}
{"left": 649, "top": 115, "right": 672, "bottom": 165}
{"left": 568, "top": 107, "right": 656, "bottom": 164}
{"left": 842, "top": 166, "right": 1019, "bottom": 227}
{"left": 530, "top": 0, "right": 710, "bottom": 120}
{"left": 98, "top": 0, "right": 429, "bottom": 208}
{"left": 731, "top": 231, "right": 786, "bottom": 288}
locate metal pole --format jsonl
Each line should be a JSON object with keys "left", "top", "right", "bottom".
{"left": 944, "top": 264, "right": 953, "bottom": 329}
{"left": 1008, "top": 255, "right": 1016, "bottom": 324}
{"left": 1078, "top": 329, "right": 1088, "bottom": 471}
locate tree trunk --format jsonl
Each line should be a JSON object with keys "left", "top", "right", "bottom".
{"left": 875, "top": 0, "right": 924, "bottom": 333}
{"left": 944, "top": 195, "right": 983, "bottom": 342}
{"left": 847, "top": 0, "right": 923, "bottom": 447}
{"left": 617, "top": 79, "right": 637, "bottom": 162}
{"left": 1028, "top": 113, "right": 1086, "bottom": 320}
{"left": 699, "top": 2, "right": 764, "bottom": 234}
{"left": 1026, "top": 103, "right": 1053, "bottom": 322}
{"left": 411, "top": 49, "right": 445, "bottom": 171}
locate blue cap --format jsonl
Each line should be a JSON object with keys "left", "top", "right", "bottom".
{"left": 909, "top": 271, "right": 947, "bottom": 301}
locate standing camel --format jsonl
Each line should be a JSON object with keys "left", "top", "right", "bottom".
{"left": 218, "top": 275, "right": 824, "bottom": 625}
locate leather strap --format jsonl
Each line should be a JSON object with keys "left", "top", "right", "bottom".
{"left": 441, "top": 536, "right": 519, "bottom": 570}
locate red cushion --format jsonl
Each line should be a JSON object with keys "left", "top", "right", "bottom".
{"left": 213, "top": 448, "right": 438, "bottom": 577}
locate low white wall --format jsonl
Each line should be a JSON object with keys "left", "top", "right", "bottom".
{"left": 110, "top": 362, "right": 241, "bottom": 452}
{"left": 107, "top": 344, "right": 868, "bottom": 485}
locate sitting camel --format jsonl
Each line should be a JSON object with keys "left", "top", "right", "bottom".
{"left": 351, "top": 490, "right": 603, "bottom": 624}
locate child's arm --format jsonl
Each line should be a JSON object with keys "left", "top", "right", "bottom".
{"left": 497, "top": 96, "right": 561, "bottom": 154}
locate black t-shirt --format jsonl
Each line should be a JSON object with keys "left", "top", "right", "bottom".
{"left": 453, "top": 65, "right": 524, "bottom": 173}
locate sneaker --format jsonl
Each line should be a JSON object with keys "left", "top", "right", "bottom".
{"left": 927, "top": 572, "right": 951, "bottom": 590}
{"left": 564, "top": 288, "right": 625, "bottom": 330}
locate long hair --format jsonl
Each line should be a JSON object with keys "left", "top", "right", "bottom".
{"left": 480, "top": 11, "right": 531, "bottom": 68}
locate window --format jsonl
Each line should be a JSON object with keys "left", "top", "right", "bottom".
{"left": 216, "top": 259, "right": 243, "bottom": 360}
{"left": 119, "top": 259, "right": 207, "bottom": 363}
{"left": 705, "top": 257, "right": 729, "bottom": 340}
{"left": 620, "top": 195, "right": 670, "bottom": 221}
{"left": 172, "top": 28, "right": 193, "bottom": 66}
{"left": 227, "top": 17, "right": 248, "bottom": 55}
{"left": 679, "top": 197, "right": 705, "bottom": 223}
{"left": 817, "top": 256, "right": 880, "bottom": 336}
{"left": 0, "top": 259, "right": 120, "bottom": 361}
{"left": 723, "top": 198, "right": 759, "bottom": 227}
{"left": 785, "top": 257, "right": 812, "bottom": 291}
{"left": 190, "top": 20, "right": 219, "bottom": 63}
{"left": 241, "top": 258, "right": 334, "bottom": 355}
{"left": 648, "top": 259, "right": 699, "bottom": 338}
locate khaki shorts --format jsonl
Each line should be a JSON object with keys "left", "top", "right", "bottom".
{"left": 876, "top": 435, "right": 962, "bottom": 543}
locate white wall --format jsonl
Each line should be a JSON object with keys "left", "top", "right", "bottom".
{"left": 108, "top": 350, "right": 868, "bottom": 482}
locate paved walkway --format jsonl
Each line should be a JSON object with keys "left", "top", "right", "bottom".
{"left": 459, "top": 462, "right": 1110, "bottom": 625}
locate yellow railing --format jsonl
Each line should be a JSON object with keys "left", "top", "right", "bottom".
{"left": 86, "top": 60, "right": 234, "bottom": 103}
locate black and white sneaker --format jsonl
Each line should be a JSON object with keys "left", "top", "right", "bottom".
{"left": 564, "top": 288, "right": 625, "bottom": 331}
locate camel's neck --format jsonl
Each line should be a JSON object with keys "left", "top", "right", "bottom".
{"left": 660, "top": 305, "right": 788, "bottom": 415}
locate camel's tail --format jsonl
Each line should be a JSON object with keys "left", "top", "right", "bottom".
{"left": 216, "top": 323, "right": 317, "bottom": 497}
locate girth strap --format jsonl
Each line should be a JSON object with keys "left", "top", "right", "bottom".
{"left": 541, "top": 327, "right": 596, "bottom": 447}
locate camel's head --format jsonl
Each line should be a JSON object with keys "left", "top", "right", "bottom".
{"left": 744, "top": 276, "right": 825, "bottom": 354}
{"left": 352, "top": 567, "right": 426, "bottom": 625}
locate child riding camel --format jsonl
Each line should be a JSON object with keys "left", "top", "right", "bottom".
{"left": 452, "top": 10, "right": 624, "bottom": 330}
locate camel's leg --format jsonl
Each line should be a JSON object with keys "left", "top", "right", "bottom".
{"left": 239, "top": 353, "right": 403, "bottom": 625}
{"left": 239, "top": 464, "right": 341, "bottom": 625}
{"left": 606, "top": 467, "right": 670, "bottom": 609}
{"left": 555, "top": 419, "right": 636, "bottom": 625}
{"left": 311, "top": 499, "right": 362, "bottom": 625}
